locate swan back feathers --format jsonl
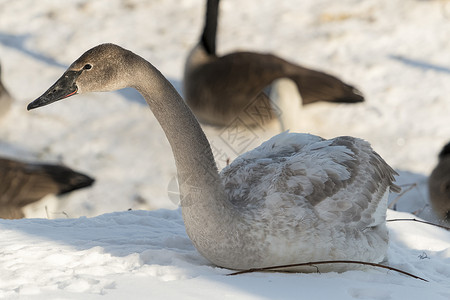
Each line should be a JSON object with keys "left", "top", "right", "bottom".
{"left": 221, "top": 132, "right": 399, "bottom": 228}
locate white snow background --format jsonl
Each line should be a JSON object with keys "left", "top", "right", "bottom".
{"left": 0, "top": 0, "right": 450, "bottom": 298}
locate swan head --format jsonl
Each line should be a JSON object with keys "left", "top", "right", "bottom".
{"left": 28, "top": 43, "right": 133, "bottom": 110}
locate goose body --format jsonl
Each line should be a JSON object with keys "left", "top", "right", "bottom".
{"left": 0, "top": 157, "right": 95, "bottom": 219}
{"left": 183, "top": 0, "right": 364, "bottom": 128}
{"left": 28, "top": 44, "right": 399, "bottom": 272}
{"left": 428, "top": 142, "right": 450, "bottom": 222}
{"left": 0, "top": 63, "right": 13, "bottom": 119}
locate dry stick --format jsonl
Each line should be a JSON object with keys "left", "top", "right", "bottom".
{"left": 227, "top": 260, "right": 428, "bottom": 282}
{"left": 387, "top": 218, "right": 450, "bottom": 231}
{"left": 45, "top": 205, "right": 50, "bottom": 219}
{"left": 388, "top": 183, "right": 417, "bottom": 210}
{"left": 388, "top": 182, "right": 430, "bottom": 217}
{"left": 44, "top": 205, "right": 70, "bottom": 219}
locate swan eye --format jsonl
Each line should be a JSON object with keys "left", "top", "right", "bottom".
{"left": 83, "top": 64, "right": 92, "bottom": 70}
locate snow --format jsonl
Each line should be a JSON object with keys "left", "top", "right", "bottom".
{"left": 1, "top": 209, "right": 449, "bottom": 299}
{"left": 0, "top": 0, "right": 449, "bottom": 298}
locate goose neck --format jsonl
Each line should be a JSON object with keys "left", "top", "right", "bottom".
{"left": 201, "top": 0, "right": 219, "bottom": 55}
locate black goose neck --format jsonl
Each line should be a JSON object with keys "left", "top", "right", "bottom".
{"left": 201, "top": 0, "right": 219, "bottom": 55}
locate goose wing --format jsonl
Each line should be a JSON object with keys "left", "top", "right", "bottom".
{"left": 186, "top": 51, "right": 363, "bottom": 108}
{"left": 0, "top": 158, "right": 94, "bottom": 208}
{"left": 287, "top": 69, "right": 364, "bottom": 104}
{"left": 221, "top": 132, "right": 399, "bottom": 227}
{"left": 185, "top": 52, "right": 287, "bottom": 110}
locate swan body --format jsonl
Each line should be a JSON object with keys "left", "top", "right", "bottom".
{"left": 183, "top": 0, "right": 364, "bottom": 128}
{"left": 0, "top": 63, "right": 13, "bottom": 119}
{"left": 428, "top": 142, "right": 450, "bottom": 222}
{"left": 28, "top": 44, "right": 399, "bottom": 272}
{"left": 0, "top": 157, "right": 94, "bottom": 219}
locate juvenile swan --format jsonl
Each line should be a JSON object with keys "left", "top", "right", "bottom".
{"left": 0, "top": 157, "right": 94, "bottom": 219}
{"left": 184, "top": 0, "right": 364, "bottom": 127}
{"left": 428, "top": 142, "right": 450, "bottom": 222}
{"left": 28, "top": 44, "right": 399, "bottom": 272}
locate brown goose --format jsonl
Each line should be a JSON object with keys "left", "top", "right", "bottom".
{"left": 428, "top": 142, "right": 450, "bottom": 222}
{"left": 27, "top": 43, "right": 399, "bottom": 272}
{"left": 0, "top": 62, "right": 13, "bottom": 119}
{"left": 0, "top": 157, "right": 94, "bottom": 219}
{"left": 183, "top": 0, "right": 364, "bottom": 128}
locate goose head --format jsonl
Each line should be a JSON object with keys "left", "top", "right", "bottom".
{"left": 28, "top": 44, "right": 134, "bottom": 110}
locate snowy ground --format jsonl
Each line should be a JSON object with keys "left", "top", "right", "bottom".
{"left": 1, "top": 209, "right": 449, "bottom": 299}
{"left": 0, "top": 0, "right": 449, "bottom": 298}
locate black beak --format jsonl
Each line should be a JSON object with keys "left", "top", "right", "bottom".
{"left": 27, "top": 70, "right": 82, "bottom": 111}
{"left": 350, "top": 87, "right": 365, "bottom": 103}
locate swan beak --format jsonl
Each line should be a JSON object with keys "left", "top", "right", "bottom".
{"left": 27, "top": 70, "right": 82, "bottom": 110}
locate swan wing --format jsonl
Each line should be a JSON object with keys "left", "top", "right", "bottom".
{"left": 221, "top": 132, "right": 399, "bottom": 227}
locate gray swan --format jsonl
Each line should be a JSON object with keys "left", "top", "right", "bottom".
{"left": 428, "top": 142, "right": 450, "bottom": 222}
{"left": 183, "top": 0, "right": 364, "bottom": 128}
{"left": 28, "top": 44, "right": 399, "bottom": 272}
{"left": 0, "top": 62, "right": 13, "bottom": 119}
{"left": 0, "top": 157, "right": 94, "bottom": 219}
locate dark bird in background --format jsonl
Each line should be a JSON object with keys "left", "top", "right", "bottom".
{"left": 0, "top": 62, "right": 13, "bottom": 119}
{"left": 183, "top": 0, "right": 364, "bottom": 129}
{"left": 0, "top": 157, "right": 94, "bottom": 219}
{"left": 428, "top": 142, "right": 450, "bottom": 223}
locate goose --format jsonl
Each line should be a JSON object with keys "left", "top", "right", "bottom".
{"left": 0, "top": 62, "right": 13, "bottom": 119}
{"left": 183, "top": 0, "right": 364, "bottom": 128}
{"left": 428, "top": 142, "right": 450, "bottom": 222}
{"left": 28, "top": 43, "right": 400, "bottom": 272}
{"left": 0, "top": 157, "right": 95, "bottom": 219}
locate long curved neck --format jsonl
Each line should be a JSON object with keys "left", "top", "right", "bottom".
{"left": 129, "top": 55, "right": 234, "bottom": 246}
{"left": 201, "top": 0, "right": 219, "bottom": 55}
